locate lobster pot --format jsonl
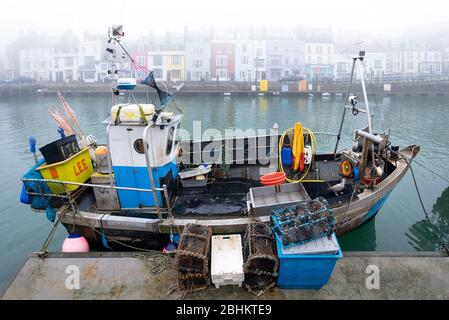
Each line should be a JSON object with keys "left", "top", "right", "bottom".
{"left": 271, "top": 197, "right": 334, "bottom": 247}
{"left": 175, "top": 224, "right": 212, "bottom": 291}
{"left": 242, "top": 222, "right": 278, "bottom": 295}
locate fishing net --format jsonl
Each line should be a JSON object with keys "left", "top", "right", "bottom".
{"left": 174, "top": 223, "right": 212, "bottom": 292}
{"left": 242, "top": 222, "right": 278, "bottom": 295}
{"left": 271, "top": 197, "right": 334, "bottom": 247}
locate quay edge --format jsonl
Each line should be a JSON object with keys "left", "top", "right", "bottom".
{"left": 2, "top": 251, "right": 449, "bottom": 300}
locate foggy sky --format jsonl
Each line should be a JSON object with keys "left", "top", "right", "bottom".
{"left": 2, "top": 0, "right": 448, "bottom": 51}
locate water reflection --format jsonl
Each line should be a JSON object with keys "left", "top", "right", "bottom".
{"left": 406, "top": 186, "right": 449, "bottom": 251}
{"left": 338, "top": 217, "right": 377, "bottom": 251}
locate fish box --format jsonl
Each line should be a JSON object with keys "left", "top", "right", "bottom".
{"left": 211, "top": 234, "right": 244, "bottom": 288}
{"left": 276, "top": 233, "right": 342, "bottom": 289}
{"left": 39, "top": 134, "right": 79, "bottom": 165}
{"left": 91, "top": 172, "right": 121, "bottom": 211}
{"left": 37, "top": 148, "right": 94, "bottom": 194}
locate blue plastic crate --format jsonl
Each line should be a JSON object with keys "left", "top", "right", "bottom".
{"left": 276, "top": 233, "right": 342, "bottom": 289}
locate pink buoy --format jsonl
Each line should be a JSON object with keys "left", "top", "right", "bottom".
{"left": 62, "top": 234, "right": 90, "bottom": 253}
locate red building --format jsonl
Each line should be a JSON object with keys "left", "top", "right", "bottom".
{"left": 129, "top": 50, "right": 149, "bottom": 79}
{"left": 210, "top": 41, "right": 235, "bottom": 81}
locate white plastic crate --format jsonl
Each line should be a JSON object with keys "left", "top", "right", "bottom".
{"left": 211, "top": 234, "right": 244, "bottom": 288}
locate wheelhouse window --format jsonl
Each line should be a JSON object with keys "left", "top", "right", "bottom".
{"left": 166, "top": 126, "right": 176, "bottom": 155}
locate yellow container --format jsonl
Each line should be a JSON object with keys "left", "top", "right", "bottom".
{"left": 37, "top": 148, "right": 94, "bottom": 194}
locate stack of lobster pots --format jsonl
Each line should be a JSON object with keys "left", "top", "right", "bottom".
{"left": 174, "top": 223, "right": 212, "bottom": 292}
{"left": 242, "top": 222, "right": 279, "bottom": 295}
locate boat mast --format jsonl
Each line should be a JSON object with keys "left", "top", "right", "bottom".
{"left": 333, "top": 56, "right": 356, "bottom": 154}
{"left": 333, "top": 51, "right": 373, "bottom": 153}
{"left": 107, "top": 25, "right": 124, "bottom": 105}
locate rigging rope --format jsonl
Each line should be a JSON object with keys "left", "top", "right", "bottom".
{"left": 395, "top": 149, "right": 449, "bottom": 255}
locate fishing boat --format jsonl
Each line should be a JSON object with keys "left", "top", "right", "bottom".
{"left": 19, "top": 27, "right": 419, "bottom": 251}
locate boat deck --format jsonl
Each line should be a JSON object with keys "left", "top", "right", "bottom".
{"left": 2, "top": 251, "right": 448, "bottom": 300}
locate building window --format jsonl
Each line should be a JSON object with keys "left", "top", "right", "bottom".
{"left": 375, "top": 60, "right": 382, "bottom": 68}
{"left": 284, "top": 57, "right": 289, "bottom": 65}
{"left": 239, "top": 71, "right": 247, "bottom": 78}
{"left": 216, "top": 55, "right": 227, "bottom": 67}
{"left": 317, "top": 56, "right": 322, "bottom": 64}
{"left": 270, "top": 69, "right": 281, "bottom": 79}
{"left": 137, "top": 56, "right": 145, "bottom": 66}
{"left": 171, "top": 56, "right": 181, "bottom": 65}
{"left": 217, "top": 69, "right": 227, "bottom": 79}
{"left": 242, "top": 45, "right": 247, "bottom": 53}
{"left": 153, "top": 55, "right": 162, "bottom": 66}
{"left": 241, "top": 56, "right": 249, "bottom": 64}
{"left": 328, "top": 46, "right": 331, "bottom": 54}
{"left": 256, "top": 48, "right": 263, "bottom": 57}
{"left": 193, "top": 59, "right": 202, "bottom": 68}
{"left": 193, "top": 47, "right": 202, "bottom": 56}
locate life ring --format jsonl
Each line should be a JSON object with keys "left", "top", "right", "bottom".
{"left": 341, "top": 160, "right": 352, "bottom": 177}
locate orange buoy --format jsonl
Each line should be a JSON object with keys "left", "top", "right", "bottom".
{"left": 341, "top": 160, "right": 352, "bottom": 177}
{"left": 260, "top": 172, "right": 286, "bottom": 186}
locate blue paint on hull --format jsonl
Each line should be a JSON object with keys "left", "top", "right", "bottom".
{"left": 363, "top": 191, "right": 391, "bottom": 222}
{"left": 113, "top": 161, "right": 177, "bottom": 208}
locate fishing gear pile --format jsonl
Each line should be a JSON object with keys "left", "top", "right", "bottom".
{"left": 271, "top": 197, "right": 335, "bottom": 247}
{"left": 242, "top": 222, "right": 279, "bottom": 295}
{"left": 174, "top": 223, "right": 212, "bottom": 292}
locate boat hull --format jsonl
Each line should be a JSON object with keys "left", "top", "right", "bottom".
{"left": 59, "top": 145, "right": 419, "bottom": 250}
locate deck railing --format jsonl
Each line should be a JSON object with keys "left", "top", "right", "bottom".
{"left": 21, "top": 177, "right": 173, "bottom": 221}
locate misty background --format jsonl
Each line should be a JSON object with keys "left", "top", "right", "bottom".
{"left": 2, "top": 0, "right": 449, "bottom": 52}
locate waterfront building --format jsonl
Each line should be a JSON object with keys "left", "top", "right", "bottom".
{"left": 386, "top": 49, "right": 441, "bottom": 75}
{"left": 254, "top": 40, "right": 267, "bottom": 81}
{"left": 19, "top": 45, "right": 54, "bottom": 81}
{"left": 185, "top": 42, "right": 211, "bottom": 81}
{"left": 0, "top": 56, "right": 4, "bottom": 80}
{"left": 234, "top": 40, "right": 255, "bottom": 82}
{"left": 148, "top": 51, "right": 185, "bottom": 81}
{"left": 129, "top": 43, "right": 149, "bottom": 79}
{"left": 51, "top": 32, "right": 80, "bottom": 82}
{"left": 365, "top": 52, "right": 386, "bottom": 79}
{"left": 210, "top": 40, "right": 235, "bottom": 81}
{"left": 442, "top": 47, "right": 449, "bottom": 74}
{"left": 333, "top": 53, "right": 352, "bottom": 79}
{"left": 304, "top": 41, "right": 335, "bottom": 80}
{"left": 266, "top": 39, "right": 305, "bottom": 81}
{"left": 78, "top": 34, "right": 108, "bottom": 83}
{"left": 418, "top": 51, "right": 441, "bottom": 74}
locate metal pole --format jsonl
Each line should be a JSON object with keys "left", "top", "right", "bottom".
{"left": 333, "top": 57, "right": 357, "bottom": 154}
{"left": 357, "top": 60, "right": 373, "bottom": 133}
{"left": 143, "top": 124, "right": 163, "bottom": 221}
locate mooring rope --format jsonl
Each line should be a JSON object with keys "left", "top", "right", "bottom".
{"left": 396, "top": 149, "right": 449, "bottom": 255}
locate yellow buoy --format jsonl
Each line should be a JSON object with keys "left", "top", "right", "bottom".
{"left": 341, "top": 160, "right": 352, "bottom": 177}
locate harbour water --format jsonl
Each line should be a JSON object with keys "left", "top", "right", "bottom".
{"left": 0, "top": 93, "right": 448, "bottom": 292}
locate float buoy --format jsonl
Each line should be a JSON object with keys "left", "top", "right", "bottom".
{"left": 260, "top": 172, "right": 286, "bottom": 186}
{"left": 62, "top": 233, "right": 90, "bottom": 253}
{"left": 341, "top": 160, "right": 352, "bottom": 177}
